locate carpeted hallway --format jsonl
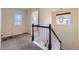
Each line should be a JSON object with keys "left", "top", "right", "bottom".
{"left": 0, "top": 34, "right": 42, "bottom": 50}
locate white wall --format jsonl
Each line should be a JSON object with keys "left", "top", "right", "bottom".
{"left": 39, "top": 8, "right": 52, "bottom": 26}
{"left": 2, "top": 8, "right": 28, "bottom": 37}
{"left": 27, "top": 10, "right": 32, "bottom": 34}
{"left": 78, "top": 9, "right": 79, "bottom": 49}
{"left": 38, "top": 8, "right": 78, "bottom": 50}
{"left": 27, "top": 8, "right": 79, "bottom": 49}
{"left": 52, "top": 8, "right": 78, "bottom": 49}
{"left": 39, "top": 8, "right": 51, "bottom": 41}
{"left": 0, "top": 8, "right": 1, "bottom": 47}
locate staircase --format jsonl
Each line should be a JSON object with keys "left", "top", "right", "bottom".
{"left": 32, "top": 24, "right": 62, "bottom": 50}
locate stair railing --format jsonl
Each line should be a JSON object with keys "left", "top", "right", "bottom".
{"left": 32, "top": 24, "right": 62, "bottom": 50}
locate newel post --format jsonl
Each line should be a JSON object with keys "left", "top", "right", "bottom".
{"left": 48, "top": 24, "right": 51, "bottom": 50}
{"left": 32, "top": 24, "right": 34, "bottom": 41}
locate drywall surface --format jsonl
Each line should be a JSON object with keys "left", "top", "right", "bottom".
{"left": 0, "top": 8, "right": 1, "bottom": 47}
{"left": 52, "top": 8, "right": 78, "bottom": 49}
{"left": 27, "top": 8, "right": 79, "bottom": 50}
{"left": 78, "top": 9, "right": 79, "bottom": 49}
{"left": 2, "top": 8, "right": 28, "bottom": 37}
{"left": 38, "top": 8, "right": 78, "bottom": 50}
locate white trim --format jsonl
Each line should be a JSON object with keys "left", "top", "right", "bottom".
{"left": 33, "top": 41, "right": 47, "bottom": 50}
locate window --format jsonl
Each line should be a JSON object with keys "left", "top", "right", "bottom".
{"left": 56, "top": 12, "right": 71, "bottom": 25}
{"left": 14, "top": 13, "right": 22, "bottom": 26}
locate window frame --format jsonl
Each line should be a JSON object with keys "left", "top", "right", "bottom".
{"left": 56, "top": 12, "right": 71, "bottom": 25}
{"left": 14, "top": 13, "right": 22, "bottom": 26}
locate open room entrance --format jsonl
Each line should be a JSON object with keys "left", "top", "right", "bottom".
{"left": 31, "top": 10, "right": 39, "bottom": 37}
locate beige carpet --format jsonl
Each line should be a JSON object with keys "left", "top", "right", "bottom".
{"left": 0, "top": 34, "right": 42, "bottom": 50}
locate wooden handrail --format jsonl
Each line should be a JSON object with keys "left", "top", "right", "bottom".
{"left": 33, "top": 25, "right": 49, "bottom": 28}
{"left": 51, "top": 28, "right": 62, "bottom": 50}
{"left": 51, "top": 28, "right": 61, "bottom": 43}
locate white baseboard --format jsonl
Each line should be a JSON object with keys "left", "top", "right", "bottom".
{"left": 33, "top": 41, "right": 47, "bottom": 50}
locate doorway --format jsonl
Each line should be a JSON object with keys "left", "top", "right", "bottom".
{"left": 31, "top": 10, "right": 40, "bottom": 43}
{"left": 32, "top": 11, "right": 39, "bottom": 30}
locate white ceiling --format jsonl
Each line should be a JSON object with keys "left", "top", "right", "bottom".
{"left": 20, "top": 8, "right": 65, "bottom": 11}
{"left": 20, "top": 8, "right": 30, "bottom": 11}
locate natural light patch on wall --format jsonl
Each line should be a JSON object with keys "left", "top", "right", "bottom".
{"left": 14, "top": 13, "right": 22, "bottom": 26}
{"left": 56, "top": 14, "right": 71, "bottom": 25}
{"left": 32, "top": 11, "right": 38, "bottom": 25}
